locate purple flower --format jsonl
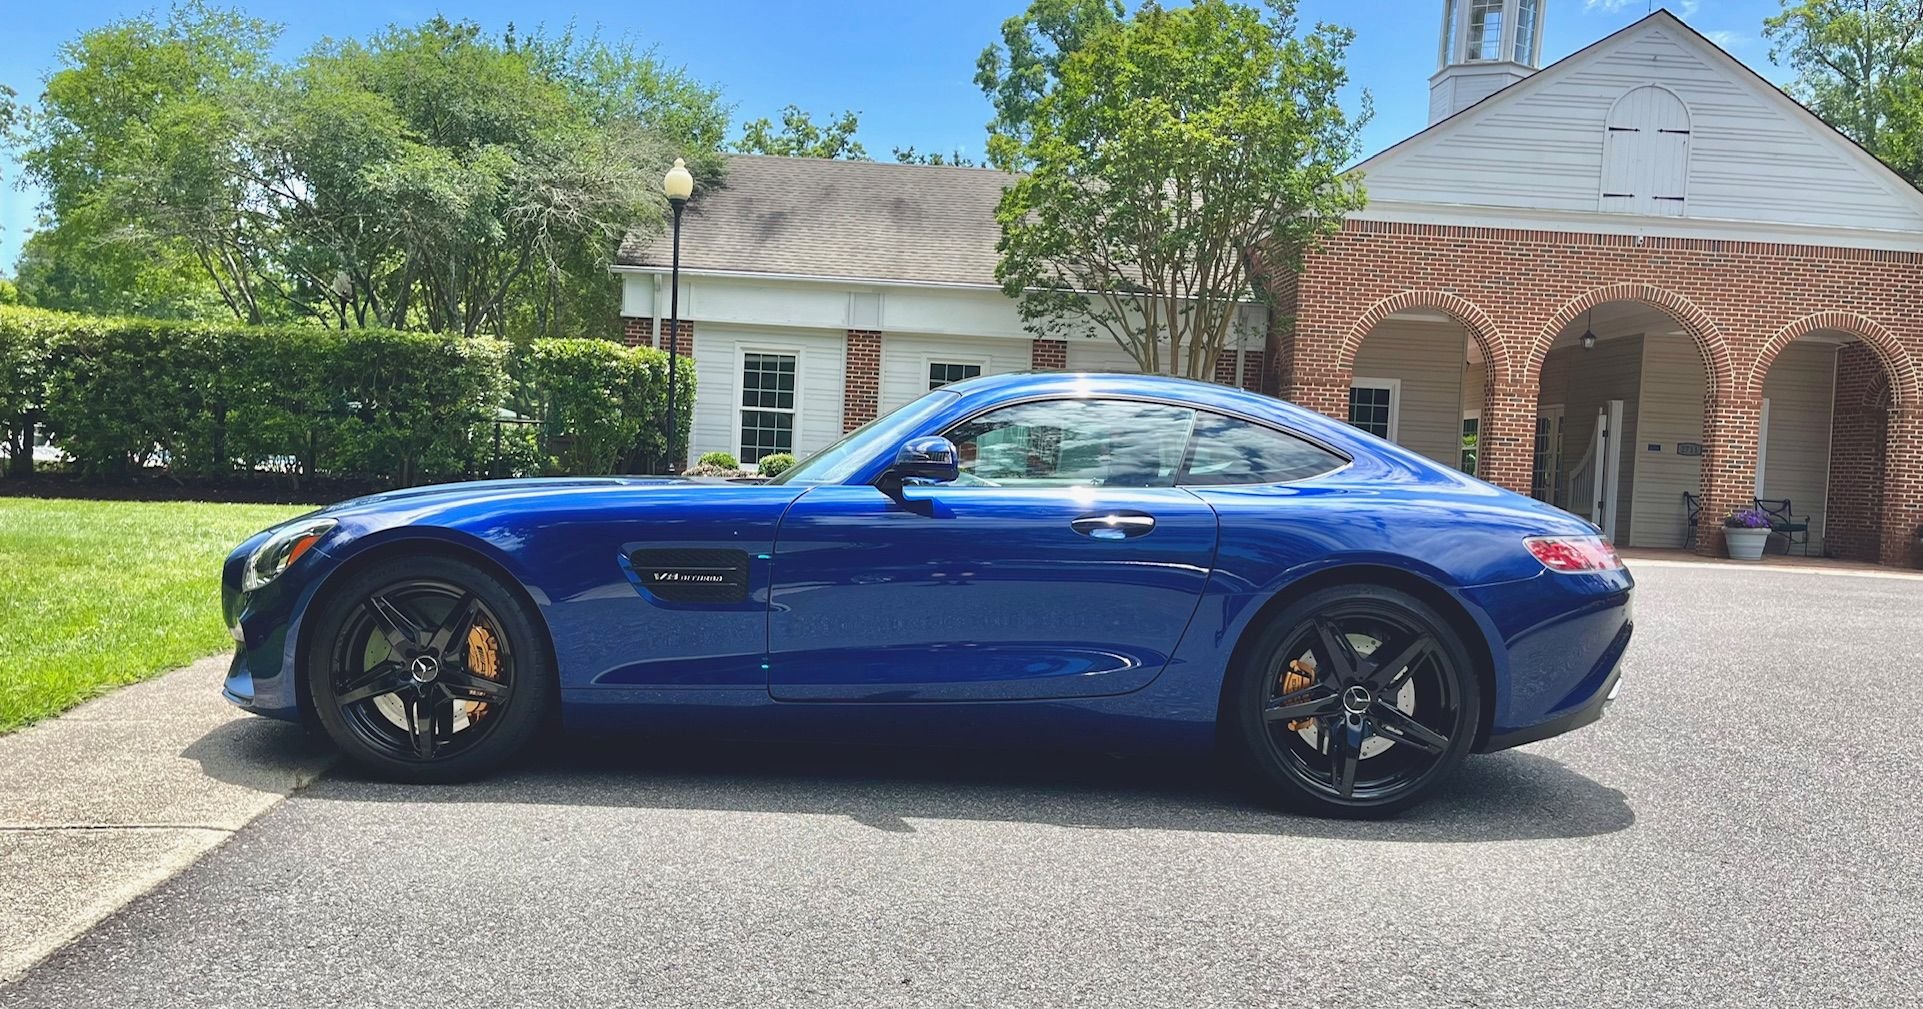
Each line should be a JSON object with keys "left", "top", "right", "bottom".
{"left": 1724, "top": 508, "right": 1772, "bottom": 529}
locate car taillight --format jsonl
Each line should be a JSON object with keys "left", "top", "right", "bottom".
{"left": 1525, "top": 535, "right": 1623, "bottom": 573}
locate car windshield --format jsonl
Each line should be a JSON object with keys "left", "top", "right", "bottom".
{"left": 768, "top": 389, "right": 962, "bottom": 486}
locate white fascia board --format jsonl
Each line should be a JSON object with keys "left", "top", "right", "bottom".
{"left": 610, "top": 264, "right": 1266, "bottom": 306}
{"left": 1351, "top": 202, "right": 1923, "bottom": 253}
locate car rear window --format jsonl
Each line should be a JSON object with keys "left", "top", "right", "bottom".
{"left": 1179, "top": 412, "right": 1345, "bottom": 486}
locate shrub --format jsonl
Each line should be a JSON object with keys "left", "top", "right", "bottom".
{"left": 0, "top": 307, "right": 700, "bottom": 485}
{"left": 697, "top": 450, "right": 738, "bottom": 470}
{"left": 679, "top": 462, "right": 738, "bottom": 477}
{"left": 755, "top": 452, "right": 796, "bottom": 477}
{"left": 520, "top": 338, "right": 694, "bottom": 475}
{"left": 0, "top": 307, "right": 60, "bottom": 476}
{"left": 22, "top": 310, "right": 510, "bottom": 484}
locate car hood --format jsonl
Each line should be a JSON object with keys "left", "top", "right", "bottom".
{"left": 311, "top": 476, "right": 770, "bottom": 521}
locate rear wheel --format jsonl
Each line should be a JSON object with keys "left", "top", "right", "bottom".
{"left": 1228, "top": 584, "right": 1481, "bottom": 817}
{"left": 305, "top": 554, "right": 553, "bottom": 783}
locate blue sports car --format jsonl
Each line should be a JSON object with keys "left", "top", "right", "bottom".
{"left": 221, "top": 372, "right": 1632, "bottom": 816}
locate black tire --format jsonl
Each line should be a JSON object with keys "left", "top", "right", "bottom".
{"left": 1227, "top": 583, "right": 1481, "bottom": 818}
{"left": 304, "top": 553, "right": 553, "bottom": 783}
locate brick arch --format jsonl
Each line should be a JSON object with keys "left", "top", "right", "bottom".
{"left": 1750, "top": 311, "right": 1919, "bottom": 410}
{"left": 1339, "top": 290, "right": 1511, "bottom": 385}
{"left": 1866, "top": 372, "right": 1894, "bottom": 410}
{"left": 1527, "top": 283, "right": 1735, "bottom": 400}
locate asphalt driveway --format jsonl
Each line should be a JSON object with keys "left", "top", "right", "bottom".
{"left": 3, "top": 562, "right": 1920, "bottom": 1008}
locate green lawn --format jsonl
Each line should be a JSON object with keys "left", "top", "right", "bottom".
{"left": 0, "top": 498, "right": 309, "bottom": 733}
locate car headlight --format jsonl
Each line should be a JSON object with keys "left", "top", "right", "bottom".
{"left": 242, "top": 519, "right": 337, "bottom": 592}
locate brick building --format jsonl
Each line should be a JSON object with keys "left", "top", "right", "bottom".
{"left": 616, "top": 5, "right": 1923, "bottom": 566}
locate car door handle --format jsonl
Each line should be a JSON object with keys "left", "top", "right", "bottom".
{"left": 1070, "top": 514, "right": 1156, "bottom": 540}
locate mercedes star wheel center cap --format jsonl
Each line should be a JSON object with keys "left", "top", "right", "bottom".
{"left": 1342, "top": 685, "right": 1372, "bottom": 715}
{"left": 409, "top": 655, "right": 440, "bottom": 684}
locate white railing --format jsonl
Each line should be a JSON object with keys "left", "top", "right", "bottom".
{"left": 1566, "top": 442, "right": 1598, "bottom": 524}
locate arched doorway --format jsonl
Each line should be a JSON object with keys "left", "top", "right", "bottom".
{"left": 1341, "top": 296, "right": 1504, "bottom": 479}
{"left": 1530, "top": 291, "right": 1727, "bottom": 548}
{"left": 1752, "top": 315, "right": 1916, "bottom": 561}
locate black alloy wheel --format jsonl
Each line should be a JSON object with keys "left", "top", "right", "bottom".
{"left": 1229, "top": 584, "right": 1480, "bottom": 817}
{"left": 305, "top": 554, "right": 553, "bottom": 782}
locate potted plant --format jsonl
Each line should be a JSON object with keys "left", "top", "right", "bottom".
{"left": 1723, "top": 507, "right": 1773, "bottom": 561}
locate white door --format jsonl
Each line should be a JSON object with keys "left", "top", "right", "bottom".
{"left": 1562, "top": 402, "right": 1621, "bottom": 534}
{"left": 1593, "top": 400, "right": 1625, "bottom": 540}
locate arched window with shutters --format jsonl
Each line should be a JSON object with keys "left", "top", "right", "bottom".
{"left": 1599, "top": 85, "right": 1691, "bottom": 217}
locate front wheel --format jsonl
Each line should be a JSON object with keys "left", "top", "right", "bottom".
{"left": 1227, "top": 584, "right": 1481, "bottom": 818}
{"left": 304, "top": 554, "right": 553, "bottom": 783}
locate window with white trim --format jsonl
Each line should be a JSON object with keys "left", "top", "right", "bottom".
{"left": 739, "top": 351, "right": 796, "bottom": 463}
{"left": 1467, "top": 0, "right": 1504, "bottom": 61}
{"left": 928, "top": 361, "right": 983, "bottom": 390}
{"left": 1460, "top": 410, "right": 1480, "bottom": 474}
{"left": 1513, "top": 0, "right": 1540, "bottom": 63}
{"left": 1347, "top": 379, "right": 1400, "bottom": 441}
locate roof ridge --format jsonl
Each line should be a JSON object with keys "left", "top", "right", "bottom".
{"left": 723, "top": 152, "right": 1013, "bottom": 177}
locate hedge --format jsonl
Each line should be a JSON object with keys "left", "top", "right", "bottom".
{"left": 0, "top": 306, "right": 694, "bottom": 485}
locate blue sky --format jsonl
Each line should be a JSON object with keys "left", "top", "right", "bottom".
{"left": 0, "top": 0, "right": 1789, "bottom": 272}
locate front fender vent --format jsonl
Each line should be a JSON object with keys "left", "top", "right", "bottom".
{"left": 627, "top": 548, "right": 750, "bottom": 603}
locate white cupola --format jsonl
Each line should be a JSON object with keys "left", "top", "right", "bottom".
{"left": 1431, "top": 0, "right": 1545, "bottom": 124}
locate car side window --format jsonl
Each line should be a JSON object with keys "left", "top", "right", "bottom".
{"left": 943, "top": 399, "right": 1197, "bottom": 488}
{"left": 1179, "top": 412, "right": 1346, "bottom": 486}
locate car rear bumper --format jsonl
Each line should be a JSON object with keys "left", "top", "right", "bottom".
{"left": 1480, "top": 618, "right": 1631, "bottom": 752}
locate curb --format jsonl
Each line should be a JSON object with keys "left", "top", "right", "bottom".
{"left": 0, "top": 656, "right": 335, "bottom": 983}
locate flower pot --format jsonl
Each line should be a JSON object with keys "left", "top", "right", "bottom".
{"left": 1724, "top": 526, "right": 1770, "bottom": 561}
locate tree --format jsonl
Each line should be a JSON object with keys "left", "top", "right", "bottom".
{"left": 980, "top": 0, "right": 1369, "bottom": 378}
{"left": 0, "top": 82, "right": 16, "bottom": 177}
{"left": 893, "top": 146, "right": 978, "bottom": 166}
{"left": 18, "top": 3, "right": 285, "bottom": 323}
{"left": 12, "top": 225, "right": 229, "bottom": 319}
{"left": 261, "top": 18, "right": 704, "bottom": 335}
{"left": 734, "top": 105, "right": 867, "bottom": 159}
{"left": 1765, "top": 0, "right": 1923, "bottom": 181}
{"left": 975, "top": 0, "right": 1126, "bottom": 171}
{"left": 13, "top": 7, "right": 728, "bottom": 334}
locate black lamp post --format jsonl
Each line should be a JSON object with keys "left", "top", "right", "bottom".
{"left": 662, "top": 157, "right": 694, "bottom": 474}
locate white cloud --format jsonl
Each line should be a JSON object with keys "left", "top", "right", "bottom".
{"left": 1703, "top": 30, "right": 1747, "bottom": 50}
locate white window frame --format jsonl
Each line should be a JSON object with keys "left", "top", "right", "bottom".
{"left": 923, "top": 355, "right": 990, "bottom": 391}
{"left": 1440, "top": 0, "right": 1461, "bottom": 68}
{"left": 1349, "top": 377, "right": 1402, "bottom": 441}
{"left": 1533, "top": 403, "right": 1565, "bottom": 504}
{"left": 1460, "top": 408, "right": 1482, "bottom": 473}
{"left": 1465, "top": 0, "right": 1506, "bottom": 62}
{"left": 1513, "top": 0, "right": 1542, "bottom": 64}
{"left": 732, "top": 343, "right": 805, "bottom": 468}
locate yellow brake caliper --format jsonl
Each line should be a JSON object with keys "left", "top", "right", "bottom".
{"left": 465, "top": 624, "right": 503, "bottom": 722}
{"left": 1281, "top": 658, "right": 1318, "bottom": 732}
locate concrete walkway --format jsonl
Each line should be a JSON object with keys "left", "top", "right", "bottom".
{"left": 0, "top": 656, "right": 334, "bottom": 982}
{"left": 1619, "top": 546, "right": 1923, "bottom": 580}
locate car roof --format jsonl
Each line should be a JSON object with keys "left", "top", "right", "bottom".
{"left": 939, "top": 370, "right": 1355, "bottom": 442}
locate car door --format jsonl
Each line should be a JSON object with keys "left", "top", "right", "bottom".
{"left": 767, "top": 398, "right": 1220, "bottom": 702}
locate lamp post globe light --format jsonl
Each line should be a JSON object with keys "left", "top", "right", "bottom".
{"left": 662, "top": 157, "right": 694, "bottom": 474}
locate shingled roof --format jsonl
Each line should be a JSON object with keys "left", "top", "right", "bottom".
{"left": 615, "top": 154, "right": 1013, "bottom": 287}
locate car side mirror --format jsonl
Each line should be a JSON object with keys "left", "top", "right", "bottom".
{"left": 890, "top": 436, "right": 959, "bottom": 486}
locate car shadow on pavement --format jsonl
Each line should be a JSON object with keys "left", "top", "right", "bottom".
{"left": 199, "top": 726, "right": 1635, "bottom": 843}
